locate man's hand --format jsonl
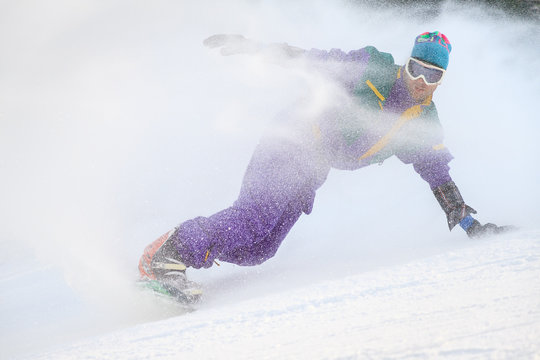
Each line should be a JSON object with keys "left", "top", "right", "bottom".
{"left": 465, "top": 219, "right": 516, "bottom": 239}
{"left": 432, "top": 181, "right": 477, "bottom": 230}
{"left": 203, "top": 34, "right": 260, "bottom": 56}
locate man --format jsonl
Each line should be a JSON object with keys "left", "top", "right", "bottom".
{"left": 138, "top": 32, "right": 511, "bottom": 299}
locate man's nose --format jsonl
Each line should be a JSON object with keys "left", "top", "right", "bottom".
{"left": 416, "top": 77, "right": 428, "bottom": 87}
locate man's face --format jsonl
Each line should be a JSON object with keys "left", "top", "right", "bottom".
{"left": 404, "top": 71, "right": 439, "bottom": 102}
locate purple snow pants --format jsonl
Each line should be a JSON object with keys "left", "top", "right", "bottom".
{"left": 171, "top": 137, "right": 330, "bottom": 268}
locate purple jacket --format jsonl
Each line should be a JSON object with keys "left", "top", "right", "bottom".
{"left": 306, "top": 46, "right": 453, "bottom": 189}
{"left": 166, "top": 45, "right": 459, "bottom": 269}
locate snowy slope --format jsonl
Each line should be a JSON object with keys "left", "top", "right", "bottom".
{"left": 25, "top": 233, "right": 540, "bottom": 359}
{"left": 1, "top": 0, "right": 539, "bottom": 359}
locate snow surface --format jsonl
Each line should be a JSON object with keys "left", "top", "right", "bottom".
{"left": 21, "top": 232, "right": 540, "bottom": 359}
{"left": 1, "top": 1, "right": 539, "bottom": 359}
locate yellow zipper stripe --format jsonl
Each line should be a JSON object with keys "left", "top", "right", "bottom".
{"left": 359, "top": 116, "right": 410, "bottom": 160}
{"left": 366, "top": 80, "right": 385, "bottom": 101}
{"left": 433, "top": 143, "right": 445, "bottom": 150}
{"left": 359, "top": 95, "right": 432, "bottom": 161}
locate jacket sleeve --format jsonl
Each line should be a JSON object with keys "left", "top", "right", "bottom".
{"left": 305, "top": 46, "right": 393, "bottom": 93}
{"left": 394, "top": 106, "right": 477, "bottom": 230}
{"left": 394, "top": 103, "right": 454, "bottom": 189}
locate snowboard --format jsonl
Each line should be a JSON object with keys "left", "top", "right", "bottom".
{"left": 137, "top": 278, "right": 203, "bottom": 308}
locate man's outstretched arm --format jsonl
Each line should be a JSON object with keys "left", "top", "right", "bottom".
{"left": 203, "top": 34, "right": 306, "bottom": 59}
{"left": 398, "top": 146, "right": 514, "bottom": 238}
{"left": 432, "top": 180, "right": 515, "bottom": 238}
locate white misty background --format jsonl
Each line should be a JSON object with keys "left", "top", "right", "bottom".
{"left": 0, "top": 0, "right": 539, "bottom": 358}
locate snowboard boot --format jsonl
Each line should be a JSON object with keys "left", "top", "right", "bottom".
{"left": 138, "top": 229, "right": 202, "bottom": 303}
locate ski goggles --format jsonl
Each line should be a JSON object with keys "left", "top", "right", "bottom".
{"left": 405, "top": 57, "right": 446, "bottom": 85}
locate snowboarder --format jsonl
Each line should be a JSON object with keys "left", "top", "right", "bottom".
{"left": 138, "top": 31, "right": 512, "bottom": 299}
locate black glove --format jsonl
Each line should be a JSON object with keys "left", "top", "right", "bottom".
{"left": 465, "top": 219, "right": 516, "bottom": 238}
{"left": 433, "top": 181, "right": 477, "bottom": 230}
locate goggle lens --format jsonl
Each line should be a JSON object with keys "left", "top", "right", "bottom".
{"left": 407, "top": 58, "right": 444, "bottom": 84}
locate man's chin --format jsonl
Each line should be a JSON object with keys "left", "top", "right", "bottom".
{"left": 412, "top": 90, "right": 428, "bottom": 101}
